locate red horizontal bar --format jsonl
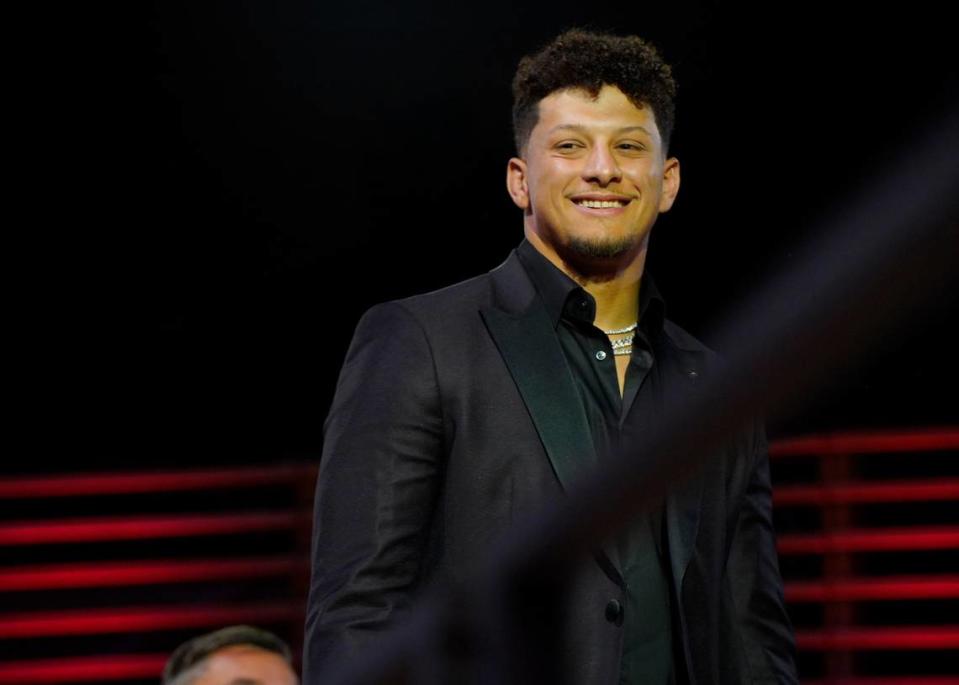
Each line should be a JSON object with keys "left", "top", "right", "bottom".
{"left": 0, "top": 654, "right": 168, "bottom": 683}
{"left": 0, "top": 603, "right": 303, "bottom": 639}
{"left": 804, "top": 679, "right": 959, "bottom": 685}
{"left": 0, "top": 557, "right": 309, "bottom": 591}
{"left": 0, "top": 512, "right": 307, "bottom": 546}
{"left": 770, "top": 427, "right": 959, "bottom": 457}
{"left": 778, "top": 526, "right": 959, "bottom": 554}
{"left": 0, "top": 464, "right": 317, "bottom": 499}
{"left": 785, "top": 575, "right": 959, "bottom": 602}
{"left": 775, "top": 479, "right": 959, "bottom": 505}
{"left": 796, "top": 626, "right": 959, "bottom": 650}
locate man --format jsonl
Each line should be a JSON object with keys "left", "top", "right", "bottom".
{"left": 306, "top": 29, "right": 797, "bottom": 684}
{"left": 163, "top": 625, "right": 299, "bottom": 685}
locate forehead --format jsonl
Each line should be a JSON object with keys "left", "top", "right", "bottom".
{"left": 533, "top": 85, "right": 660, "bottom": 142}
{"left": 193, "top": 645, "right": 297, "bottom": 685}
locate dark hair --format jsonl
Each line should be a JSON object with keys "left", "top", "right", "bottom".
{"left": 511, "top": 29, "right": 677, "bottom": 155}
{"left": 162, "top": 625, "right": 293, "bottom": 684}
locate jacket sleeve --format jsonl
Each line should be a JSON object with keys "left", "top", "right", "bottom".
{"left": 304, "top": 301, "right": 445, "bottom": 679}
{"left": 726, "top": 421, "right": 800, "bottom": 684}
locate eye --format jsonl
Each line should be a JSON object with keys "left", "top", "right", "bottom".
{"left": 617, "top": 141, "right": 646, "bottom": 152}
{"left": 555, "top": 141, "right": 584, "bottom": 151}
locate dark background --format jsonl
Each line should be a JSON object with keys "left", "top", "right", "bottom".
{"left": 41, "top": 0, "right": 957, "bottom": 472}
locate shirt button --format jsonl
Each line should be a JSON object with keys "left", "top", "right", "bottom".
{"left": 595, "top": 350, "right": 607, "bottom": 361}
{"left": 605, "top": 599, "right": 623, "bottom": 624}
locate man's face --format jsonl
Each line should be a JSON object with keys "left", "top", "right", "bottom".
{"left": 507, "top": 85, "right": 679, "bottom": 267}
{"left": 189, "top": 645, "right": 298, "bottom": 685}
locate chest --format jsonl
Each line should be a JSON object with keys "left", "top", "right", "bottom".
{"left": 615, "top": 355, "right": 629, "bottom": 396}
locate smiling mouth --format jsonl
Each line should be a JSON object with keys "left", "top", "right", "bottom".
{"left": 572, "top": 198, "right": 630, "bottom": 209}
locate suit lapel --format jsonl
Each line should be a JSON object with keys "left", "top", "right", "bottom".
{"left": 659, "top": 341, "right": 708, "bottom": 590}
{"left": 666, "top": 467, "right": 705, "bottom": 589}
{"left": 480, "top": 251, "right": 624, "bottom": 583}
{"left": 481, "top": 304, "right": 597, "bottom": 491}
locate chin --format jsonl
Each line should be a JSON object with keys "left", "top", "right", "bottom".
{"left": 566, "top": 233, "right": 641, "bottom": 260}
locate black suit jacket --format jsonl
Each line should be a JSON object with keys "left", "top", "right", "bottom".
{"left": 305, "top": 248, "right": 798, "bottom": 684}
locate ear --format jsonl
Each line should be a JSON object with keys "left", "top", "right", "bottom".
{"left": 506, "top": 157, "right": 530, "bottom": 210}
{"left": 658, "top": 156, "right": 681, "bottom": 213}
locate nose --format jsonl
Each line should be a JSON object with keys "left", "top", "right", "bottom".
{"left": 581, "top": 144, "right": 622, "bottom": 186}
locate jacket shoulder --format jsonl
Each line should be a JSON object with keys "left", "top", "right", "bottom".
{"left": 357, "top": 271, "right": 497, "bottom": 333}
{"left": 662, "top": 318, "right": 717, "bottom": 357}
{"left": 400, "top": 271, "right": 494, "bottom": 310}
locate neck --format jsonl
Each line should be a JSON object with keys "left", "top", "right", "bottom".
{"left": 524, "top": 227, "right": 646, "bottom": 331}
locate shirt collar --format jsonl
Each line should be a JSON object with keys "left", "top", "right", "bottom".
{"left": 515, "top": 238, "right": 666, "bottom": 337}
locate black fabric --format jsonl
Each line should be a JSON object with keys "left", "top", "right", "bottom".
{"left": 516, "top": 240, "right": 673, "bottom": 685}
{"left": 305, "top": 244, "right": 799, "bottom": 685}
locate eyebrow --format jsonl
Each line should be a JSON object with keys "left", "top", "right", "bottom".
{"left": 547, "top": 124, "right": 653, "bottom": 137}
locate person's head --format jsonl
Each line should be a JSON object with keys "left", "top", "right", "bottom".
{"left": 162, "top": 625, "right": 299, "bottom": 685}
{"left": 506, "top": 29, "right": 680, "bottom": 278}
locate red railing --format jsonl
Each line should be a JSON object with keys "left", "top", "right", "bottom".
{"left": 1, "top": 429, "right": 957, "bottom": 682}
{"left": 0, "top": 557, "right": 309, "bottom": 591}
{"left": 769, "top": 427, "right": 959, "bottom": 681}
{"left": 0, "top": 463, "right": 317, "bottom": 684}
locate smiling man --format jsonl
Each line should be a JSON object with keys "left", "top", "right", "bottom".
{"left": 306, "top": 29, "right": 798, "bottom": 684}
{"left": 507, "top": 79, "right": 681, "bottom": 397}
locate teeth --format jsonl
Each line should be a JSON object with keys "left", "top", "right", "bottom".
{"left": 575, "top": 199, "right": 627, "bottom": 208}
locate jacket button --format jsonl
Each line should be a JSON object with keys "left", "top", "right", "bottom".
{"left": 605, "top": 599, "right": 623, "bottom": 624}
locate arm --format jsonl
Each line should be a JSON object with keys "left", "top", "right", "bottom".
{"left": 726, "top": 421, "right": 800, "bottom": 684}
{"left": 304, "top": 301, "right": 445, "bottom": 679}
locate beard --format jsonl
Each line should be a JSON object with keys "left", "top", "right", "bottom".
{"left": 566, "top": 233, "right": 641, "bottom": 260}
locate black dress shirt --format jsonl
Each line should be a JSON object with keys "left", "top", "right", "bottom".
{"left": 516, "top": 238, "right": 675, "bottom": 685}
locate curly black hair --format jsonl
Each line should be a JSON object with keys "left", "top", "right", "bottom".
{"left": 511, "top": 29, "right": 677, "bottom": 156}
